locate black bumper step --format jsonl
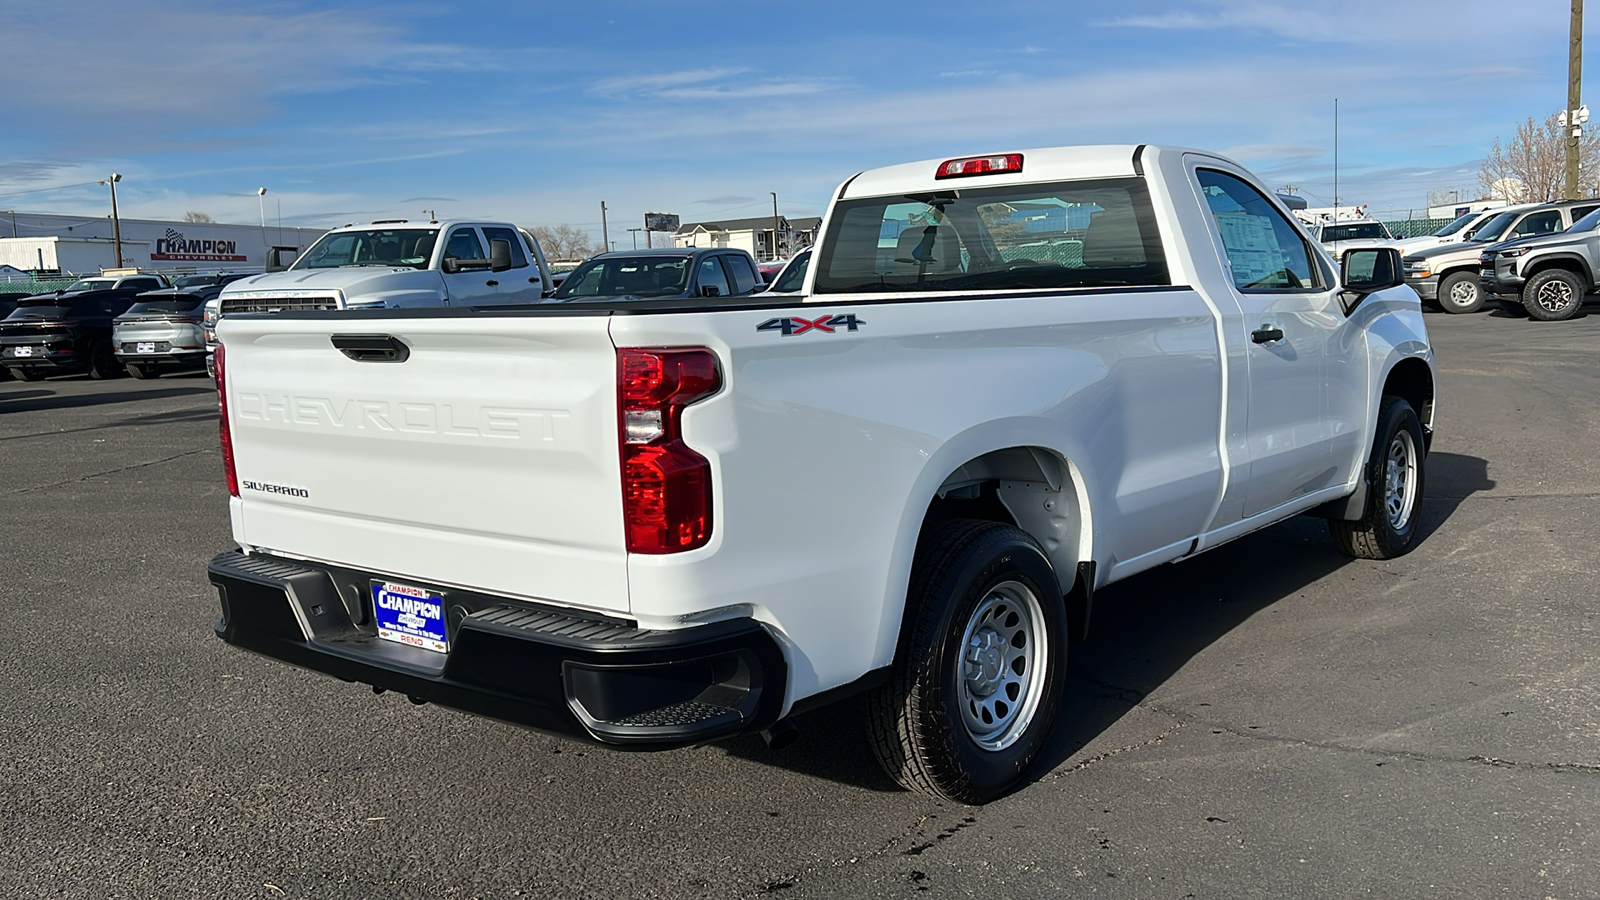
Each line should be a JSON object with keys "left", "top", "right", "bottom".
{"left": 207, "top": 550, "right": 786, "bottom": 747}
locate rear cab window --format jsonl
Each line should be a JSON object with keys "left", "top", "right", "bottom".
{"left": 813, "top": 177, "right": 1169, "bottom": 294}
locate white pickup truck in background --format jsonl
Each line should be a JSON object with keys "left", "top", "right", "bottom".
{"left": 218, "top": 220, "right": 556, "bottom": 315}
{"left": 207, "top": 145, "right": 1435, "bottom": 803}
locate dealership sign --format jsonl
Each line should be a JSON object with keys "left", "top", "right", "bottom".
{"left": 151, "top": 228, "right": 248, "bottom": 262}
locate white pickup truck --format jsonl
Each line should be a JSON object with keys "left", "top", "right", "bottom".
{"left": 217, "top": 220, "right": 555, "bottom": 314}
{"left": 207, "top": 145, "right": 1435, "bottom": 803}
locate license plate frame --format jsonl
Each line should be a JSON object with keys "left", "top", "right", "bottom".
{"left": 371, "top": 580, "right": 449, "bottom": 653}
{"left": 13, "top": 346, "right": 32, "bottom": 357}
{"left": 136, "top": 342, "right": 156, "bottom": 354}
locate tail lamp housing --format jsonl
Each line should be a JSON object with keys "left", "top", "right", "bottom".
{"left": 935, "top": 153, "right": 1024, "bottom": 179}
{"left": 617, "top": 348, "right": 721, "bottom": 553}
{"left": 215, "top": 343, "right": 239, "bottom": 497}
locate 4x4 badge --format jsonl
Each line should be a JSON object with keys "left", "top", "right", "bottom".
{"left": 757, "top": 314, "right": 864, "bottom": 336}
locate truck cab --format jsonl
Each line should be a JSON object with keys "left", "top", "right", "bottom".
{"left": 219, "top": 220, "right": 555, "bottom": 315}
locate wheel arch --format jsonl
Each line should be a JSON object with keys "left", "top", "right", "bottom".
{"left": 1381, "top": 356, "right": 1435, "bottom": 443}
{"left": 1523, "top": 254, "right": 1593, "bottom": 284}
{"left": 875, "top": 434, "right": 1099, "bottom": 672}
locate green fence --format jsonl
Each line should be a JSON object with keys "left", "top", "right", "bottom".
{"left": 1378, "top": 218, "right": 1453, "bottom": 239}
{"left": 0, "top": 276, "right": 77, "bottom": 296}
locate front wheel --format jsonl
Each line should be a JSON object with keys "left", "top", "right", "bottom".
{"left": 1438, "top": 271, "right": 1486, "bottom": 313}
{"left": 865, "top": 519, "right": 1067, "bottom": 804}
{"left": 1329, "top": 397, "right": 1426, "bottom": 559}
{"left": 1522, "top": 269, "right": 1585, "bottom": 321}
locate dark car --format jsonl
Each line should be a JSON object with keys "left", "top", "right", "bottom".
{"left": 0, "top": 273, "right": 167, "bottom": 381}
{"left": 546, "top": 248, "right": 764, "bottom": 303}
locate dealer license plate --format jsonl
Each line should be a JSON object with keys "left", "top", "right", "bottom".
{"left": 136, "top": 342, "right": 156, "bottom": 354}
{"left": 13, "top": 346, "right": 32, "bottom": 357}
{"left": 371, "top": 581, "right": 448, "bottom": 653}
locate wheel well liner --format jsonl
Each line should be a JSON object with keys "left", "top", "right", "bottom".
{"left": 1382, "top": 357, "right": 1434, "bottom": 443}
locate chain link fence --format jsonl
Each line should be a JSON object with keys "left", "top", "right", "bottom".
{"left": 0, "top": 275, "right": 78, "bottom": 296}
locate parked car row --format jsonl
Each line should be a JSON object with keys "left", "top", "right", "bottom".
{"left": 0, "top": 272, "right": 255, "bottom": 381}
{"left": 1401, "top": 198, "right": 1600, "bottom": 319}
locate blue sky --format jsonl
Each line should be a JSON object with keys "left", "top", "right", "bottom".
{"left": 0, "top": 0, "right": 1588, "bottom": 244}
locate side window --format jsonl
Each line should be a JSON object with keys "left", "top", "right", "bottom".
{"left": 1195, "top": 169, "right": 1319, "bottom": 291}
{"left": 443, "top": 227, "right": 486, "bottom": 262}
{"left": 725, "top": 255, "right": 759, "bottom": 294}
{"left": 1573, "top": 205, "right": 1600, "bottom": 221}
{"left": 696, "top": 256, "right": 732, "bottom": 298}
{"left": 1509, "top": 211, "right": 1562, "bottom": 239}
{"left": 481, "top": 226, "right": 529, "bottom": 269}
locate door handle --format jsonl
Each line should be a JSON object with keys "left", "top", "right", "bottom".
{"left": 485, "top": 279, "right": 499, "bottom": 286}
{"left": 528, "top": 277, "right": 539, "bottom": 283}
{"left": 1251, "top": 325, "right": 1284, "bottom": 344}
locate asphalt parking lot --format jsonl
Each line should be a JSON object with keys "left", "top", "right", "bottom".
{"left": 2, "top": 306, "right": 1599, "bottom": 899}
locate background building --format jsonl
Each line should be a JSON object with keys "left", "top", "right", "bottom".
{"left": 674, "top": 215, "right": 821, "bottom": 261}
{"left": 0, "top": 211, "right": 325, "bottom": 277}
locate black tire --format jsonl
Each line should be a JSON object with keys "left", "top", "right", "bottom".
{"left": 13, "top": 367, "right": 44, "bottom": 382}
{"left": 1437, "top": 271, "right": 1485, "bottom": 314}
{"left": 125, "top": 362, "right": 154, "bottom": 379}
{"left": 1522, "top": 269, "right": 1585, "bottom": 321}
{"left": 865, "top": 519, "right": 1067, "bottom": 804}
{"left": 1329, "top": 397, "right": 1426, "bottom": 559}
{"left": 0, "top": 365, "right": 12, "bottom": 382}
{"left": 87, "top": 341, "right": 122, "bottom": 380}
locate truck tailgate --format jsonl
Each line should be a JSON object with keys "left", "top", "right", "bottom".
{"left": 219, "top": 314, "right": 629, "bottom": 614}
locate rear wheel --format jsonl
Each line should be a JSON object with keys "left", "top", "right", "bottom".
{"left": 1522, "top": 269, "right": 1585, "bottom": 321}
{"left": 865, "top": 519, "right": 1067, "bottom": 804}
{"left": 88, "top": 341, "right": 123, "bottom": 379}
{"left": 1438, "top": 271, "right": 1485, "bottom": 313}
{"left": 1329, "top": 397, "right": 1426, "bottom": 559}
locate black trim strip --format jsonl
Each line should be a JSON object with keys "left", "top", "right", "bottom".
{"left": 1132, "top": 144, "right": 1147, "bottom": 175}
{"left": 231, "top": 284, "right": 1200, "bottom": 321}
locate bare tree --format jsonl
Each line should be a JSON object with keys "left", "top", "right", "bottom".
{"left": 1426, "top": 188, "right": 1464, "bottom": 208}
{"left": 183, "top": 211, "right": 214, "bottom": 223}
{"left": 530, "top": 224, "right": 600, "bottom": 260}
{"left": 1478, "top": 113, "right": 1600, "bottom": 203}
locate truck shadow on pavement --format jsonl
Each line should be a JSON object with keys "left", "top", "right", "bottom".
{"left": 723, "top": 451, "right": 1493, "bottom": 796}
{"left": 0, "top": 385, "right": 213, "bottom": 414}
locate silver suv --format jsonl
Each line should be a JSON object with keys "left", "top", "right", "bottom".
{"left": 1401, "top": 200, "right": 1600, "bottom": 313}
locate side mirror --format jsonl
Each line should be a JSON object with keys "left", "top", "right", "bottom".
{"left": 1340, "top": 247, "right": 1404, "bottom": 311}
{"left": 700, "top": 284, "right": 721, "bottom": 298}
{"left": 265, "top": 246, "right": 298, "bottom": 272}
{"left": 489, "top": 239, "right": 512, "bottom": 272}
{"left": 441, "top": 257, "right": 461, "bottom": 274}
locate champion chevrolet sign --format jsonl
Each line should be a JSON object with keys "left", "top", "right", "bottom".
{"left": 151, "top": 228, "right": 247, "bottom": 263}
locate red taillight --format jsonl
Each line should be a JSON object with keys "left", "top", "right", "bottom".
{"left": 215, "top": 344, "right": 239, "bottom": 497}
{"left": 935, "top": 152, "right": 1024, "bottom": 179}
{"left": 617, "top": 348, "right": 720, "bottom": 553}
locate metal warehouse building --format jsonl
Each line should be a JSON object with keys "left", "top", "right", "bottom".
{"left": 0, "top": 211, "right": 326, "bottom": 277}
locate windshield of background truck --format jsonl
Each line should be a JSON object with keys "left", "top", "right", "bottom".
{"left": 1320, "top": 222, "right": 1389, "bottom": 241}
{"left": 294, "top": 229, "right": 439, "bottom": 270}
{"left": 1434, "top": 212, "right": 1481, "bottom": 237}
{"left": 814, "top": 178, "right": 1169, "bottom": 293}
{"left": 551, "top": 256, "right": 691, "bottom": 298}
{"left": 1469, "top": 212, "right": 1518, "bottom": 243}
{"left": 64, "top": 278, "right": 116, "bottom": 292}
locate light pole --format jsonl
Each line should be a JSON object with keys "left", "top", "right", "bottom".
{"left": 257, "top": 187, "right": 267, "bottom": 230}
{"left": 627, "top": 227, "right": 642, "bottom": 249}
{"left": 97, "top": 174, "right": 123, "bottom": 268}
{"left": 770, "top": 191, "right": 781, "bottom": 261}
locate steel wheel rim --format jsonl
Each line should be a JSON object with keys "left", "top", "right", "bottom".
{"left": 1536, "top": 280, "right": 1573, "bottom": 312}
{"left": 1384, "top": 429, "right": 1418, "bottom": 532}
{"left": 956, "top": 580, "right": 1048, "bottom": 752}
{"left": 1447, "top": 280, "right": 1478, "bottom": 305}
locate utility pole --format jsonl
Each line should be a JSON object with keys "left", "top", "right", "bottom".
{"left": 770, "top": 191, "right": 781, "bottom": 261}
{"left": 627, "top": 227, "right": 642, "bottom": 249}
{"left": 257, "top": 187, "right": 267, "bottom": 230}
{"left": 600, "top": 201, "right": 610, "bottom": 252}
{"left": 1566, "top": 0, "right": 1584, "bottom": 200}
{"left": 99, "top": 174, "right": 124, "bottom": 268}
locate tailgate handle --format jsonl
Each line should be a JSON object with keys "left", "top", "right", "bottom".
{"left": 331, "top": 334, "right": 410, "bottom": 363}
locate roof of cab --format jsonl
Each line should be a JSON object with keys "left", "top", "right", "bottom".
{"left": 840, "top": 145, "right": 1151, "bottom": 200}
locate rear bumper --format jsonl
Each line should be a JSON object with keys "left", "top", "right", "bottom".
{"left": 208, "top": 549, "right": 787, "bottom": 748}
